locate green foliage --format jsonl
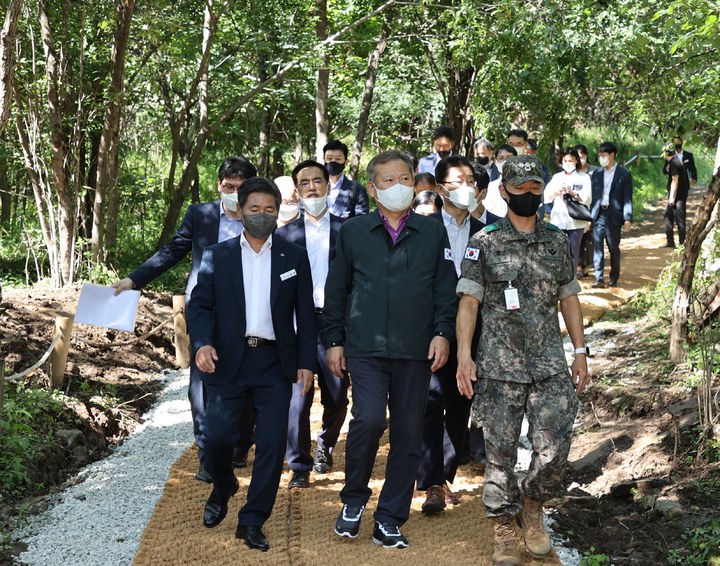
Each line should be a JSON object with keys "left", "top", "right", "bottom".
{"left": 668, "top": 520, "right": 720, "bottom": 565}
{"left": 580, "top": 547, "right": 612, "bottom": 565}
{"left": 0, "top": 385, "right": 65, "bottom": 499}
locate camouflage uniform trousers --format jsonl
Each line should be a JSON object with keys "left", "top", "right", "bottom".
{"left": 472, "top": 373, "right": 579, "bottom": 518}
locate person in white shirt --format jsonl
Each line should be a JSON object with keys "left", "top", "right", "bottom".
{"left": 275, "top": 160, "right": 348, "bottom": 489}
{"left": 544, "top": 147, "right": 592, "bottom": 277}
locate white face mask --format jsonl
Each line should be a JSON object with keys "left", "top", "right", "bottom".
{"left": 301, "top": 195, "right": 328, "bottom": 217}
{"left": 278, "top": 203, "right": 299, "bottom": 222}
{"left": 373, "top": 182, "right": 414, "bottom": 212}
{"left": 496, "top": 160, "right": 505, "bottom": 173}
{"left": 580, "top": 156, "right": 587, "bottom": 166}
{"left": 598, "top": 155, "right": 611, "bottom": 168}
{"left": 468, "top": 195, "right": 479, "bottom": 213}
{"left": 445, "top": 184, "right": 475, "bottom": 209}
{"left": 220, "top": 191, "right": 238, "bottom": 212}
{"left": 562, "top": 162, "right": 576, "bottom": 174}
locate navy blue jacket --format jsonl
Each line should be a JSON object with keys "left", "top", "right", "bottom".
{"left": 330, "top": 177, "right": 370, "bottom": 219}
{"left": 187, "top": 235, "right": 317, "bottom": 384}
{"left": 590, "top": 165, "right": 633, "bottom": 226}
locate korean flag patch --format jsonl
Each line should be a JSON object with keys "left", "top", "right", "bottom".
{"left": 444, "top": 248, "right": 453, "bottom": 261}
{"left": 464, "top": 247, "right": 480, "bottom": 261}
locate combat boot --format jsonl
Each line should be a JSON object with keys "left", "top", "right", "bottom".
{"left": 518, "top": 497, "right": 552, "bottom": 558}
{"left": 491, "top": 515, "right": 522, "bottom": 566}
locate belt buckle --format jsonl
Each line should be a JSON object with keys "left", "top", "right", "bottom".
{"left": 247, "top": 336, "right": 258, "bottom": 348}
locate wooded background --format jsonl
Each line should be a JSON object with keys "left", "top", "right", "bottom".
{"left": 0, "top": 0, "right": 718, "bottom": 293}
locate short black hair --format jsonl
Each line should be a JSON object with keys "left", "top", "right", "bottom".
{"left": 237, "top": 176, "right": 281, "bottom": 210}
{"left": 560, "top": 147, "right": 581, "bottom": 167}
{"left": 323, "top": 139, "right": 349, "bottom": 159}
{"left": 218, "top": 156, "right": 257, "bottom": 180}
{"left": 527, "top": 138, "right": 538, "bottom": 151}
{"left": 412, "top": 190, "right": 443, "bottom": 211}
{"left": 507, "top": 128, "right": 528, "bottom": 141}
{"left": 497, "top": 144, "right": 518, "bottom": 156}
{"left": 291, "top": 160, "right": 329, "bottom": 186}
{"left": 598, "top": 141, "right": 617, "bottom": 155}
{"left": 414, "top": 172, "right": 436, "bottom": 186}
{"left": 470, "top": 162, "right": 490, "bottom": 190}
{"left": 433, "top": 126, "right": 454, "bottom": 141}
{"left": 573, "top": 144, "right": 589, "bottom": 156}
{"left": 435, "top": 155, "right": 473, "bottom": 184}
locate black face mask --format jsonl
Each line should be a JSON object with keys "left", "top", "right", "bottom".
{"left": 325, "top": 161, "right": 345, "bottom": 176}
{"left": 475, "top": 155, "right": 490, "bottom": 166}
{"left": 674, "top": 144, "right": 682, "bottom": 151}
{"left": 505, "top": 191, "right": 542, "bottom": 217}
{"left": 243, "top": 213, "right": 277, "bottom": 239}
{"left": 437, "top": 150, "right": 451, "bottom": 159}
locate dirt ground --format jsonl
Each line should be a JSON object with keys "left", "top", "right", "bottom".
{"left": 1, "top": 190, "right": 719, "bottom": 564}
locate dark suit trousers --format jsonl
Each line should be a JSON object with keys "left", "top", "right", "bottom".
{"left": 664, "top": 199, "right": 686, "bottom": 246}
{"left": 342, "top": 357, "right": 431, "bottom": 526}
{"left": 188, "top": 363, "right": 206, "bottom": 456}
{"left": 592, "top": 211, "right": 622, "bottom": 283}
{"left": 203, "top": 346, "right": 292, "bottom": 527}
{"left": 416, "top": 355, "right": 472, "bottom": 490}
{"left": 286, "top": 331, "right": 350, "bottom": 472}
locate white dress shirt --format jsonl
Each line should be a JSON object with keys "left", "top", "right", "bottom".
{"left": 601, "top": 164, "right": 617, "bottom": 207}
{"left": 241, "top": 232, "right": 275, "bottom": 340}
{"left": 218, "top": 201, "right": 244, "bottom": 243}
{"left": 327, "top": 174, "right": 345, "bottom": 210}
{"left": 442, "top": 208, "right": 471, "bottom": 277}
{"left": 304, "top": 212, "right": 330, "bottom": 308}
{"left": 543, "top": 171, "right": 592, "bottom": 230}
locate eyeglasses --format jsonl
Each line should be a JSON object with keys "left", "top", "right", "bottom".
{"left": 443, "top": 181, "right": 477, "bottom": 190}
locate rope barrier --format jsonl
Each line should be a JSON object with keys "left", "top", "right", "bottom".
{"left": 3, "top": 334, "right": 62, "bottom": 382}
{"left": 71, "top": 309, "right": 182, "bottom": 349}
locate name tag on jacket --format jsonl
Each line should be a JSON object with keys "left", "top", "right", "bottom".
{"left": 280, "top": 269, "right": 297, "bottom": 281}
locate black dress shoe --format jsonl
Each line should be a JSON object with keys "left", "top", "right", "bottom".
{"left": 195, "top": 463, "right": 212, "bottom": 483}
{"left": 203, "top": 479, "right": 240, "bottom": 528}
{"left": 591, "top": 280, "right": 607, "bottom": 289}
{"left": 288, "top": 470, "right": 310, "bottom": 488}
{"left": 609, "top": 280, "right": 618, "bottom": 287}
{"left": 236, "top": 524, "right": 270, "bottom": 551}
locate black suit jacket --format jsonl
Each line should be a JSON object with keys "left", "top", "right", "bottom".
{"left": 129, "top": 200, "right": 223, "bottom": 298}
{"left": 187, "top": 235, "right": 317, "bottom": 385}
{"left": 590, "top": 166, "right": 633, "bottom": 226}
{"left": 274, "top": 212, "right": 344, "bottom": 262}
{"left": 329, "top": 177, "right": 370, "bottom": 219}
{"left": 663, "top": 150, "right": 697, "bottom": 183}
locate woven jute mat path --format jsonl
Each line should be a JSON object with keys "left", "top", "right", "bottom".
{"left": 133, "top": 432, "right": 561, "bottom": 566}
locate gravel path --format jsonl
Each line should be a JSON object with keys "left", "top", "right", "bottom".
{"left": 13, "top": 369, "right": 193, "bottom": 566}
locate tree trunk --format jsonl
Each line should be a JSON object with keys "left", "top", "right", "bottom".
{"left": 92, "top": 0, "right": 134, "bottom": 262}
{"left": 0, "top": 164, "right": 10, "bottom": 224}
{"left": 349, "top": 16, "right": 390, "bottom": 181}
{"left": 39, "top": 0, "right": 75, "bottom": 286}
{"left": 0, "top": 0, "right": 22, "bottom": 137}
{"left": 669, "top": 169, "right": 720, "bottom": 363}
{"left": 314, "top": 0, "right": 328, "bottom": 162}
{"left": 445, "top": 63, "right": 474, "bottom": 155}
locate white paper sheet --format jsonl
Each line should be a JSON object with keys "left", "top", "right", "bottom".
{"left": 74, "top": 283, "right": 141, "bottom": 332}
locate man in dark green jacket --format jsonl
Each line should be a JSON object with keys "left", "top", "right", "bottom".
{"left": 322, "top": 150, "right": 458, "bottom": 549}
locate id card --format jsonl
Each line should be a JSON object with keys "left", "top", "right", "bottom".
{"left": 504, "top": 283, "right": 520, "bottom": 310}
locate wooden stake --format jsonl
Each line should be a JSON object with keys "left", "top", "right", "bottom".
{"left": 173, "top": 295, "right": 190, "bottom": 369}
{"left": 50, "top": 315, "right": 74, "bottom": 388}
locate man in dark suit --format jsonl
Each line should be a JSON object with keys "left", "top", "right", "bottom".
{"left": 323, "top": 150, "right": 458, "bottom": 548}
{"left": 323, "top": 139, "right": 370, "bottom": 219}
{"left": 274, "top": 160, "right": 347, "bottom": 489}
{"left": 663, "top": 144, "right": 692, "bottom": 248}
{"left": 473, "top": 138, "right": 499, "bottom": 182}
{"left": 663, "top": 136, "right": 698, "bottom": 186}
{"left": 417, "top": 155, "right": 489, "bottom": 515}
{"left": 590, "top": 141, "right": 633, "bottom": 288}
{"left": 187, "top": 177, "right": 317, "bottom": 552}
{"left": 112, "top": 156, "right": 257, "bottom": 480}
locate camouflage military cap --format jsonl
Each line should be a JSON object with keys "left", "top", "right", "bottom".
{"left": 501, "top": 155, "right": 545, "bottom": 188}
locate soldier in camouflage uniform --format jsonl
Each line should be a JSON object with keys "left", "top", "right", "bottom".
{"left": 455, "top": 155, "right": 589, "bottom": 566}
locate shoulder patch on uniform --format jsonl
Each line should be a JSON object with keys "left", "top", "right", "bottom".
{"left": 483, "top": 223, "right": 499, "bottom": 233}
{"left": 544, "top": 222, "right": 561, "bottom": 232}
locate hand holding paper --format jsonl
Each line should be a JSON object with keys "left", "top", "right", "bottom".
{"left": 75, "top": 283, "right": 141, "bottom": 332}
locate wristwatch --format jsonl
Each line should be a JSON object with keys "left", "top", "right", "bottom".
{"left": 574, "top": 346, "right": 590, "bottom": 356}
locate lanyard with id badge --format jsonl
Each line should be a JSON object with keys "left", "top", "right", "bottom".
{"left": 505, "top": 281, "right": 520, "bottom": 310}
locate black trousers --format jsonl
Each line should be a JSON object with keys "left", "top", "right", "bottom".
{"left": 204, "top": 346, "right": 292, "bottom": 527}
{"left": 593, "top": 212, "right": 622, "bottom": 283}
{"left": 286, "top": 334, "right": 350, "bottom": 472}
{"left": 342, "top": 357, "right": 431, "bottom": 526}
{"left": 416, "top": 354, "right": 473, "bottom": 490}
{"left": 664, "top": 198, "right": 687, "bottom": 246}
